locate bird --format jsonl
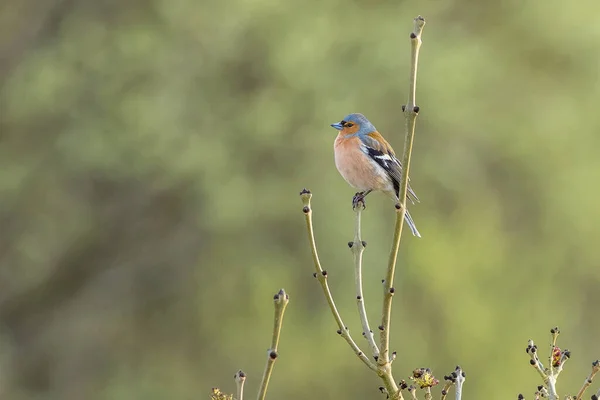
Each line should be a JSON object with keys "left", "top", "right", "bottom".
{"left": 330, "top": 112, "right": 421, "bottom": 237}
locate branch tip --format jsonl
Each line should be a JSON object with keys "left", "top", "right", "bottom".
{"left": 453, "top": 366, "right": 466, "bottom": 400}
{"left": 234, "top": 370, "right": 246, "bottom": 400}
{"left": 257, "top": 288, "right": 289, "bottom": 400}
{"left": 273, "top": 288, "right": 289, "bottom": 304}
{"left": 234, "top": 370, "right": 246, "bottom": 379}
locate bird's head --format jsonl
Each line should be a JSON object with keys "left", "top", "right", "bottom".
{"left": 330, "top": 113, "right": 376, "bottom": 137}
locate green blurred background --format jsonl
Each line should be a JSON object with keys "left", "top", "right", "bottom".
{"left": 1, "top": 0, "right": 599, "bottom": 399}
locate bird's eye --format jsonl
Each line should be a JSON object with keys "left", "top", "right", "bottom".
{"left": 346, "top": 122, "right": 354, "bottom": 128}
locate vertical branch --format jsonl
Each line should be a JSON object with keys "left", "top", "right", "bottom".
{"left": 212, "top": 291, "right": 289, "bottom": 400}
{"left": 351, "top": 204, "right": 380, "bottom": 359}
{"left": 257, "top": 289, "right": 289, "bottom": 400}
{"left": 454, "top": 366, "right": 466, "bottom": 400}
{"left": 299, "top": 189, "right": 378, "bottom": 372}
{"left": 234, "top": 370, "right": 246, "bottom": 400}
{"left": 439, "top": 366, "right": 465, "bottom": 400}
{"left": 379, "top": 14, "right": 426, "bottom": 364}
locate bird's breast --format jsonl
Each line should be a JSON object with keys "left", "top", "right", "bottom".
{"left": 334, "top": 135, "right": 389, "bottom": 192}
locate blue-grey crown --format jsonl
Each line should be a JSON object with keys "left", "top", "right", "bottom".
{"left": 343, "top": 113, "right": 376, "bottom": 135}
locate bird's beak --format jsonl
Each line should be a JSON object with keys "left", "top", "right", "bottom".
{"left": 330, "top": 122, "right": 343, "bottom": 130}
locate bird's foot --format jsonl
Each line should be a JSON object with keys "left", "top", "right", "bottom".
{"left": 352, "top": 192, "right": 367, "bottom": 210}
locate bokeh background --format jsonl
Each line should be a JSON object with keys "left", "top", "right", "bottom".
{"left": 1, "top": 0, "right": 599, "bottom": 399}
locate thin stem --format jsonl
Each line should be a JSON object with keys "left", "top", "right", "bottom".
{"left": 234, "top": 370, "right": 246, "bottom": 400}
{"left": 380, "top": 14, "right": 426, "bottom": 364}
{"left": 256, "top": 289, "right": 289, "bottom": 400}
{"left": 454, "top": 366, "right": 465, "bottom": 400}
{"left": 408, "top": 386, "right": 418, "bottom": 400}
{"left": 351, "top": 203, "right": 379, "bottom": 359}
{"left": 424, "top": 387, "right": 432, "bottom": 400}
{"left": 575, "top": 360, "right": 600, "bottom": 400}
{"left": 440, "top": 382, "right": 452, "bottom": 400}
{"left": 527, "top": 339, "right": 549, "bottom": 382}
{"left": 300, "top": 190, "right": 377, "bottom": 372}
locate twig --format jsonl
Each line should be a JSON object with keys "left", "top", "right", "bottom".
{"left": 454, "top": 366, "right": 465, "bottom": 400}
{"left": 408, "top": 386, "right": 418, "bottom": 400}
{"left": 350, "top": 203, "right": 379, "bottom": 359}
{"left": 440, "top": 366, "right": 464, "bottom": 400}
{"left": 234, "top": 370, "right": 246, "bottom": 400}
{"left": 300, "top": 189, "right": 377, "bottom": 372}
{"left": 526, "top": 328, "right": 573, "bottom": 400}
{"left": 257, "top": 289, "right": 289, "bottom": 400}
{"left": 439, "top": 382, "right": 452, "bottom": 400}
{"left": 424, "top": 387, "right": 432, "bottom": 400}
{"left": 379, "top": 11, "right": 426, "bottom": 365}
{"left": 527, "top": 339, "right": 549, "bottom": 382}
{"left": 575, "top": 360, "right": 600, "bottom": 400}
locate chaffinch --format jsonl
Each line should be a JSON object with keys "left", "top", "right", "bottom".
{"left": 331, "top": 113, "right": 421, "bottom": 237}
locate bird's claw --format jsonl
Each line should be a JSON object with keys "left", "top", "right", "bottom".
{"left": 352, "top": 192, "right": 367, "bottom": 210}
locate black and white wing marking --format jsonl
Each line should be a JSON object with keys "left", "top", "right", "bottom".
{"left": 363, "top": 145, "right": 420, "bottom": 204}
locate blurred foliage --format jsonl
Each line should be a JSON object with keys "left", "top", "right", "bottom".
{"left": 1, "top": 0, "right": 599, "bottom": 399}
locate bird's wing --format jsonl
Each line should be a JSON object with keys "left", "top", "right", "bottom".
{"left": 360, "top": 132, "right": 420, "bottom": 203}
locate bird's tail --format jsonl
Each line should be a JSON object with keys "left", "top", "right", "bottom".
{"left": 404, "top": 210, "right": 421, "bottom": 238}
